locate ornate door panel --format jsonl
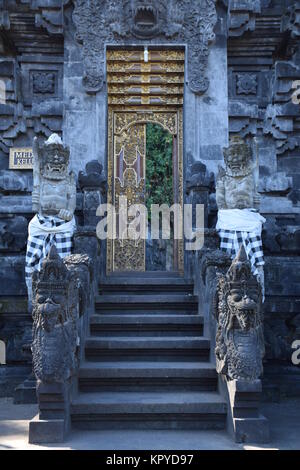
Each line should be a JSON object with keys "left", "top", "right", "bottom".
{"left": 113, "top": 119, "right": 146, "bottom": 272}
{"left": 106, "top": 49, "right": 184, "bottom": 274}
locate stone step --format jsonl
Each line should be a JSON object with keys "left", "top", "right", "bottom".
{"left": 71, "top": 391, "right": 227, "bottom": 430}
{"left": 99, "top": 279, "right": 194, "bottom": 296}
{"left": 14, "top": 375, "right": 37, "bottom": 404}
{"left": 78, "top": 361, "right": 217, "bottom": 392}
{"left": 85, "top": 336, "right": 210, "bottom": 362}
{"left": 89, "top": 314, "right": 204, "bottom": 337}
{"left": 95, "top": 294, "right": 198, "bottom": 315}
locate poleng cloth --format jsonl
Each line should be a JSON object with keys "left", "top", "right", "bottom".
{"left": 216, "top": 209, "right": 266, "bottom": 276}
{"left": 25, "top": 214, "right": 76, "bottom": 285}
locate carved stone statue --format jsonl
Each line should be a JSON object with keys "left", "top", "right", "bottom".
{"left": 216, "top": 135, "right": 260, "bottom": 211}
{"left": 31, "top": 246, "right": 78, "bottom": 383}
{"left": 216, "top": 136, "right": 266, "bottom": 298}
{"left": 25, "top": 134, "right": 76, "bottom": 305}
{"left": 32, "top": 133, "right": 76, "bottom": 220}
{"left": 78, "top": 160, "right": 106, "bottom": 227}
{"left": 215, "top": 245, "right": 265, "bottom": 381}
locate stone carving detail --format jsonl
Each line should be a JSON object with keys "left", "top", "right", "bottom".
{"left": 78, "top": 160, "right": 106, "bottom": 227}
{"left": 32, "top": 134, "right": 76, "bottom": 220}
{"left": 32, "top": 72, "right": 56, "bottom": 95}
{"left": 215, "top": 245, "right": 265, "bottom": 381}
{"left": 0, "top": 216, "right": 28, "bottom": 251}
{"left": 216, "top": 136, "right": 265, "bottom": 295}
{"left": 26, "top": 134, "right": 77, "bottom": 304}
{"left": 237, "top": 73, "right": 257, "bottom": 95}
{"left": 72, "top": 0, "right": 217, "bottom": 95}
{"left": 31, "top": 246, "right": 78, "bottom": 383}
{"left": 216, "top": 136, "right": 259, "bottom": 210}
{"left": 186, "top": 161, "right": 213, "bottom": 229}
{"left": 281, "top": 2, "right": 300, "bottom": 38}
{"left": 228, "top": 0, "right": 261, "bottom": 37}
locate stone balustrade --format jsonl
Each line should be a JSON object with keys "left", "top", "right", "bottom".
{"left": 194, "top": 229, "right": 270, "bottom": 443}
{"left": 28, "top": 229, "right": 99, "bottom": 444}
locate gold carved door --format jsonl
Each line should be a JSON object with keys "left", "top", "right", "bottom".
{"left": 106, "top": 49, "right": 184, "bottom": 274}
{"left": 113, "top": 120, "right": 146, "bottom": 272}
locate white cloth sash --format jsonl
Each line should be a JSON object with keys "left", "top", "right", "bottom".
{"left": 216, "top": 209, "right": 266, "bottom": 234}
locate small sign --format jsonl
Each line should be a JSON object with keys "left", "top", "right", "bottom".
{"left": 9, "top": 147, "right": 33, "bottom": 170}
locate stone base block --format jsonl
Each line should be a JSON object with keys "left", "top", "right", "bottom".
{"left": 233, "top": 415, "right": 270, "bottom": 443}
{"left": 28, "top": 415, "right": 66, "bottom": 444}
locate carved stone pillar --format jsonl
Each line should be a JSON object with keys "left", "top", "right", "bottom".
{"left": 78, "top": 160, "right": 106, "bottom": 228}
{"left": 186, "top": 161, "right": 212, "bottom": 229}
{"left": 214, "top": 245, "right": 269, "bottom": 443}
{"left": 28, "top": 246, "right": 95, "bottom": 443}
{"left": 29, "top": 245, "right": 78, "bottom": 442}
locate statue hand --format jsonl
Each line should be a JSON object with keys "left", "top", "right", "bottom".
{"left": 32, "top": 192, "right": 39, "bottom": 213}
{"left": 253, "top": 194, "right": 261, "bottom": 209}
{"left": 58, "top": 209, "right": 72, "bottom": 221}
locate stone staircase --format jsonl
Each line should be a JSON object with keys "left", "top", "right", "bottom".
{"left": 70, "top": 275, "right": 227, "bottom": 430}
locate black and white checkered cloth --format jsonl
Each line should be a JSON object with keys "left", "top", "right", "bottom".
{"left": 25, "top": 214, "right": 73, "bottom": 284}
{"left": 217, "top": 229, "right": 264, "bottom": 276}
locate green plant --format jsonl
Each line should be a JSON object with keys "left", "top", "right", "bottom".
{"left": 145, "top": 123, "right": 173, "bottom": 217}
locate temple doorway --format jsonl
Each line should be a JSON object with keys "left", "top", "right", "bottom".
{"left": 106, "top": 48, "right": 184, "bottom": 275}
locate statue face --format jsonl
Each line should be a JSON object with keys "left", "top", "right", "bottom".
{"left": 126, "top": 0, "right": 166, "bottom": 38}
{"left": 226, "top": 149, "right": 247, "bottom": 172}
{"left": 41, "top": 145, "right": 69, "bottom": 180}
{"left": 226, "top": 287, "right": 259, "bottom": 330}
{"left": 35, "top": 291, "right": 66, "bottom": 332}
{"left": 223, "top": 139, "right": 252, "bottom": 175}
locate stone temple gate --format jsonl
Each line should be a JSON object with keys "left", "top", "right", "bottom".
{"left": 0, "top": 0, "right": 299, "bottom": 445}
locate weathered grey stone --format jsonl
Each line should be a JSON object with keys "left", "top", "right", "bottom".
{"left": 0, "top": 0, "right": 299, "bottom": 442}
{"left": 0, "top": 255, "right": 26, "bottom": 295}
{"left": 31, "top": 134, "right": 76, "bottom": 220}
{"left": 259, "top": 172, "right": 292, "bottom": 194}
{"left": 72, "top": 0, "right": 217, "bottom": 95}
{"left": 31, "top": 246, "right": 78, "bottom": 384}
{"left": 215, "top": 246, "right": 265, "bottom": 381}
{"left": 216, "top": 136, "right": 260, "bottom": 210}
{"left": 0, "top": 216, "right": 28, "bottom": 252}
{"left": 78, "top": 160, "right": 106, "bottom": 226}
{"left": 0, "top": 170, "right": 31, "bottom": 192}
{"left": 29, "top": 416, "right": 66, "bottom": 444}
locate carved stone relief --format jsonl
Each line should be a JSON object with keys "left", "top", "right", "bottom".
{"left": 31, "top": 246, "right": 78, "bottom": 384}
{"left": 236, "top": 73, "right": 257, "bottom": 95}
{"left": 32, "top": 72, "right": 56, "bottom": 95}
{"left": 72, "top": 0, "right": 217, "bottom": 95}
{"left": 215, "top": 245, "right": 265, "bottom": 381}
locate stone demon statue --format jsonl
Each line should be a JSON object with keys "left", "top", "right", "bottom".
{"left": 216, "top": 135, "right": 260, "bottom": 211}
{"left": 216, "top": 136, "right": 266, "bottom": 298}
{"left": 31, "top": 133, "right": 76, "bottom": 220}
{"left": 25, "top": 134, "right": 76, "bottom": 305}
{"left": 215, "top": 245, "right": 265, "bottom": 381}
{"left": 31, "top": 246, "right": 78, "bottom": 383}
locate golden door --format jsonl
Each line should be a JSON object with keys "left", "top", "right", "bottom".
{"left": 106, "top": 49, "right": 184, "bottom": 274}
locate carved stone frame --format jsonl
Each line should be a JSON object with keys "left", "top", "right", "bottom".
{"left": 107, "top": 106, "right": 184, "bottom": 274}
{"left": 72, "top": 0, "right": 217, "bottom": 95}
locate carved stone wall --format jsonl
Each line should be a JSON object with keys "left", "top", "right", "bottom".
{"left": 0, "top": 1, "right": 65, "bottom": 395}
{"left": 63, "top": 1, "right": 228, "bottom": 176}
{"left": 0, "top": 0, "right": 299, "bottom": 398}
{"left": 226, "top": 0, "right": 300, "bottom": 397}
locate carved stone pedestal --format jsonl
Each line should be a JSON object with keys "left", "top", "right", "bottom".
{"left": 29, "top": 381, "right": 71, "bottom": 443}
{"left": 28, "top": 245, "right": 95, "bottom": 443}
{"left": 221, "top": 377, "right": 270, "bottom": 443}
{"left": 78, "top": 160, "right": 106, "bottom": 228}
